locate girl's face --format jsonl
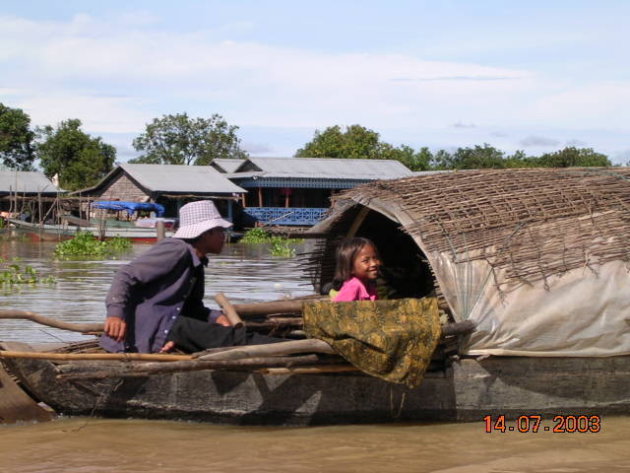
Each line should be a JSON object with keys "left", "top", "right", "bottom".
{"left": 352, "top": 244, "right": 381, "bottom": 282}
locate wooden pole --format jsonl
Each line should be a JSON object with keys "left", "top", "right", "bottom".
{"left": 214, "top": 293, "right": 244, "bottom": 328}
{"left": 260, "top": 365, "right": 358, "bottom": 375}
{"left": 231, "top": 300, "right": 306, "bottom": 317}
{"left": 0, "top": 350, "right": 192, "bottom": 362}
{"left": 346, "top": 207, "right": 370, "bottom": 238}
{"left": 55, "top": 355, "right": 321, "bottom": 380}
{"left": 156, "top": 219, "right": 165, "bottom": 241}
{"left": 37, "top": 192, "right": 42, "bottom": 224}
{"left": 0, "top": 310, "right": 103, "bottom": 333}
{"left": 197, "top": 338, "right": 335, "bottom": 361}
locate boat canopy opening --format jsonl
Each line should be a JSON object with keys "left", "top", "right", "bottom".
{"left": 91, "top": 201, "right": 165, "bottom": 217}
{"left": 306, "top": 204, "right": 437, "bottom": 301}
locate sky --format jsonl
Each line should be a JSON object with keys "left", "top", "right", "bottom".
{"left": 1, "top": 0, "right": 629, "bottom": 164}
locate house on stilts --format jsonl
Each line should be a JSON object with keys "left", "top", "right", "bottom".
{"left": 211, "top": 157, "right": 413, "bottom": 227}
{"left": 0, "top": 170, "right": 60, "bottom": 223}
{"left": 74, "top": 163, "right": 246, "bottom": 223}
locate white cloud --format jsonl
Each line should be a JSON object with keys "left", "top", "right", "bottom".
{"left": 1, "top": 12, "right": 628, "bottom": 159}
{"left": 19, "top": 94, "right": 152, "bottom": 134}
{"left": 0, "top": 13, "right": 534, "bottom": 130}
{"left": 525, "top": 82, "right": 630, "bottom": 128}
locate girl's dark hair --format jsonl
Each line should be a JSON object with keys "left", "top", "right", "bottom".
{"left": 332, "top": 237, "right": 377, "bottom": 290}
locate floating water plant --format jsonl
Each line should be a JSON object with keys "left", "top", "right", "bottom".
{"left": 54, "top": 232, "right": 132, "bottom": 259}
{"left": 270, "top": 238, "right": 296, "bottom": 257}
{"left": 241, "top": 228, "right": 300, "bottom": 257}
{"left": 240, "top": 227, "right": 272, "bottom": 244}
{"left": 0, "top": 257, "right": 56, "bottom": 288}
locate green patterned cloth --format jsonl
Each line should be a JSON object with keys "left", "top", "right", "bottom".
{"left": 303, "top": 298, "right": 441, "bottom": 387}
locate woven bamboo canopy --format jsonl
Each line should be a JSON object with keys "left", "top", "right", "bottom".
{"left": 308, "top": 168, "right": 630, "bottom": 357}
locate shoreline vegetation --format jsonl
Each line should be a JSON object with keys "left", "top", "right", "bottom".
{"left": 0, "top": 102, "right": 620, "bottom": 193}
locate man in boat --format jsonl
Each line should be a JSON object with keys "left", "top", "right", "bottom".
{"left": 101, "top": 200, "right": 279, "bottom": 354}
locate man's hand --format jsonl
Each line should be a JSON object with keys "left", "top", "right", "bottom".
{"left": 215, "top": 314, "right": 231, "bottom": 327}
{"left": 160, "top": 341, "right": 176, "bottom": 353}
{"left": 104, "top": 316, "right": 126, "bottom": 342}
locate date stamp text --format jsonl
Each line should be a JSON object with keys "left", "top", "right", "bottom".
{"left": 483, "top": 414, "right": 601, "bottom": 433}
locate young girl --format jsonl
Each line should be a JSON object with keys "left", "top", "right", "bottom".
{"left": 332, "top": 237, "right": 381, "bottom": 302}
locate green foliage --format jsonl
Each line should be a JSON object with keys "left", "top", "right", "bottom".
{"left": 0, "top": 257, "right": 55, "bottom": 288}
{"left": 54, "top": 232, "right": 132, "bottom": 259}
{"left": 0, "top": 103, "right": 35, "bottom": 170}
{"left": 296, "top": 125, "right": 383, "bottom": 159}
{"left": 431, "top": 144, "right": 507, "bottom": 170}
{"left": 270, "top": 239, "right": 296, "bottom": 257}
{"left": 296, "top": 124, "right": 612, "bottom": 171}
{"left": 240, "top": 227, "right": 272, "bottom": 243}
{"left": 241, "top": 228, "right": 299, "bottom": 257}
{"left": 131, "top": 113, "right": 248, "bottom": 165}
{"left": 36, "top": 119, "right": 116, "bottom": 191}
{"left": 537, "top": 147, "right": 611, "bottom": 167}
{"left": 296, "top": 124, "right": 431, "bottom": 171}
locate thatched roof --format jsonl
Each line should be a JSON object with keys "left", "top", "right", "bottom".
{"left": 311, "top": 168, "right": 630, "bottom": 357}
{"left": 319, "top": 167, "right": 630, "bottom": 288}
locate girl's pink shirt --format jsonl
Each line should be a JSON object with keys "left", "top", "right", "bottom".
{"left": 333, "top": 277, "right": 378, "bottom": 302}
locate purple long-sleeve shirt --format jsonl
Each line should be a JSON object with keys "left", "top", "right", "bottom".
{"left": 101, "top": 238, "right": 214, "bottom": 353}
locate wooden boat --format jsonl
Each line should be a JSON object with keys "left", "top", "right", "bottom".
{"left": 3, "top": 169, "right": 630, "bottom": 425}
{"left": 6, "top": 217, "right": 174, "bottom": 243}
{"left": 7, "top": 200, "right": 176, "bottom": 243}
{"left": 1, "top": 299, "right": 629, "bottom": 426}
{"left": 2, "top": 339, "right": 629, "bottom": 425}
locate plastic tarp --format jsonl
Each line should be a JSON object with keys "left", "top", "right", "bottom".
{"left": 91, "top": 201, "right": 165, "bottom": 217}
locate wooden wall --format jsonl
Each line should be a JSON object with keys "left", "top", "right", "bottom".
{"left": 97, "top": 174, "right": 148, "bottom": 202}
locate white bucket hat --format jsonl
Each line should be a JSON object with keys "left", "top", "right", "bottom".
{"left": 173, "top": 200, "right": 232, "bottom": 239}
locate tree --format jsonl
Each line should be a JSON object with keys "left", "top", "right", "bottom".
{"left": 36, "top": 119, "right": 116, "bottom": 191}
{"left": 296, "top": 125, "right": 385, "bottom": 159}
{"left": 295, "top": 124, "right": 434, "bottom": 170}
{"left": 0, "top": 103, "right": 35, "bottom": 170}
{"left": 130, "top": 113, "right": 248, "bottom": 165}
{"left": 536, "top": 147, "right": 611, "bottom": 167}
{"left": 432, "top": 144, "right": 506, "bottom": 169}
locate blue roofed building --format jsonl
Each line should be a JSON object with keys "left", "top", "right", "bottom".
{"left": 211, "top": 157, "right": 413, "bottom": 226}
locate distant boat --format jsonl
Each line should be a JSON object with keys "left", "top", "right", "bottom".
{"left": 7, "top": 218, "right": 175, "bottom": 243}
{"left": 7, "top": 200, "right": 176, "bottom": 243}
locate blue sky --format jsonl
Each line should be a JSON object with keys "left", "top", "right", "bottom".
{"left": 2, "top": 1, "right": 629, "bottom": 163}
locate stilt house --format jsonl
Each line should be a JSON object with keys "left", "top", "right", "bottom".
{"left": 212, "top": 157, "right": 413, "bottom": 226}
{"left": 75, "top": 163, "right": 246, "bottom": 221}
{"left": 0, "top": 170, "right": 60, "bottom": 221}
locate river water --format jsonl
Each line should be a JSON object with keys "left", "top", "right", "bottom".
{"left": 1, "top": 239, "right": 629, "bottom": 472}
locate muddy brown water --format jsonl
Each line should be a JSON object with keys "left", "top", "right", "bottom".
{"left": 1, "top": 240, "right": 629, "bottom": 472}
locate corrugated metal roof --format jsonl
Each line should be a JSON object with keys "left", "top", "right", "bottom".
{"left": 242, "top": 157, "right": 413, "bottom": 180}
{"left": 210, "top": 159, "right": 246, "bottom": 173}
{"left": 120, "top": 164, "right": 246, "bottom": 194}
{"left": 0, "top": 171, "right": 59, "bottom": 194}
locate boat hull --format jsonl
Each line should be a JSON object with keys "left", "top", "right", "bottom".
{"left": 3, "top": 343, "right": 629, "bottom": 425}
{"left": 7, "top": 219, "right": 172, "bottom": 243}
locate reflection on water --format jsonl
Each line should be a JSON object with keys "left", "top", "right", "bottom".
{"left": 0, "top": 240, "right": 315, "bottom": 343}
{"left": 2, "top": 241, "right": 630, "bottom": 472}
